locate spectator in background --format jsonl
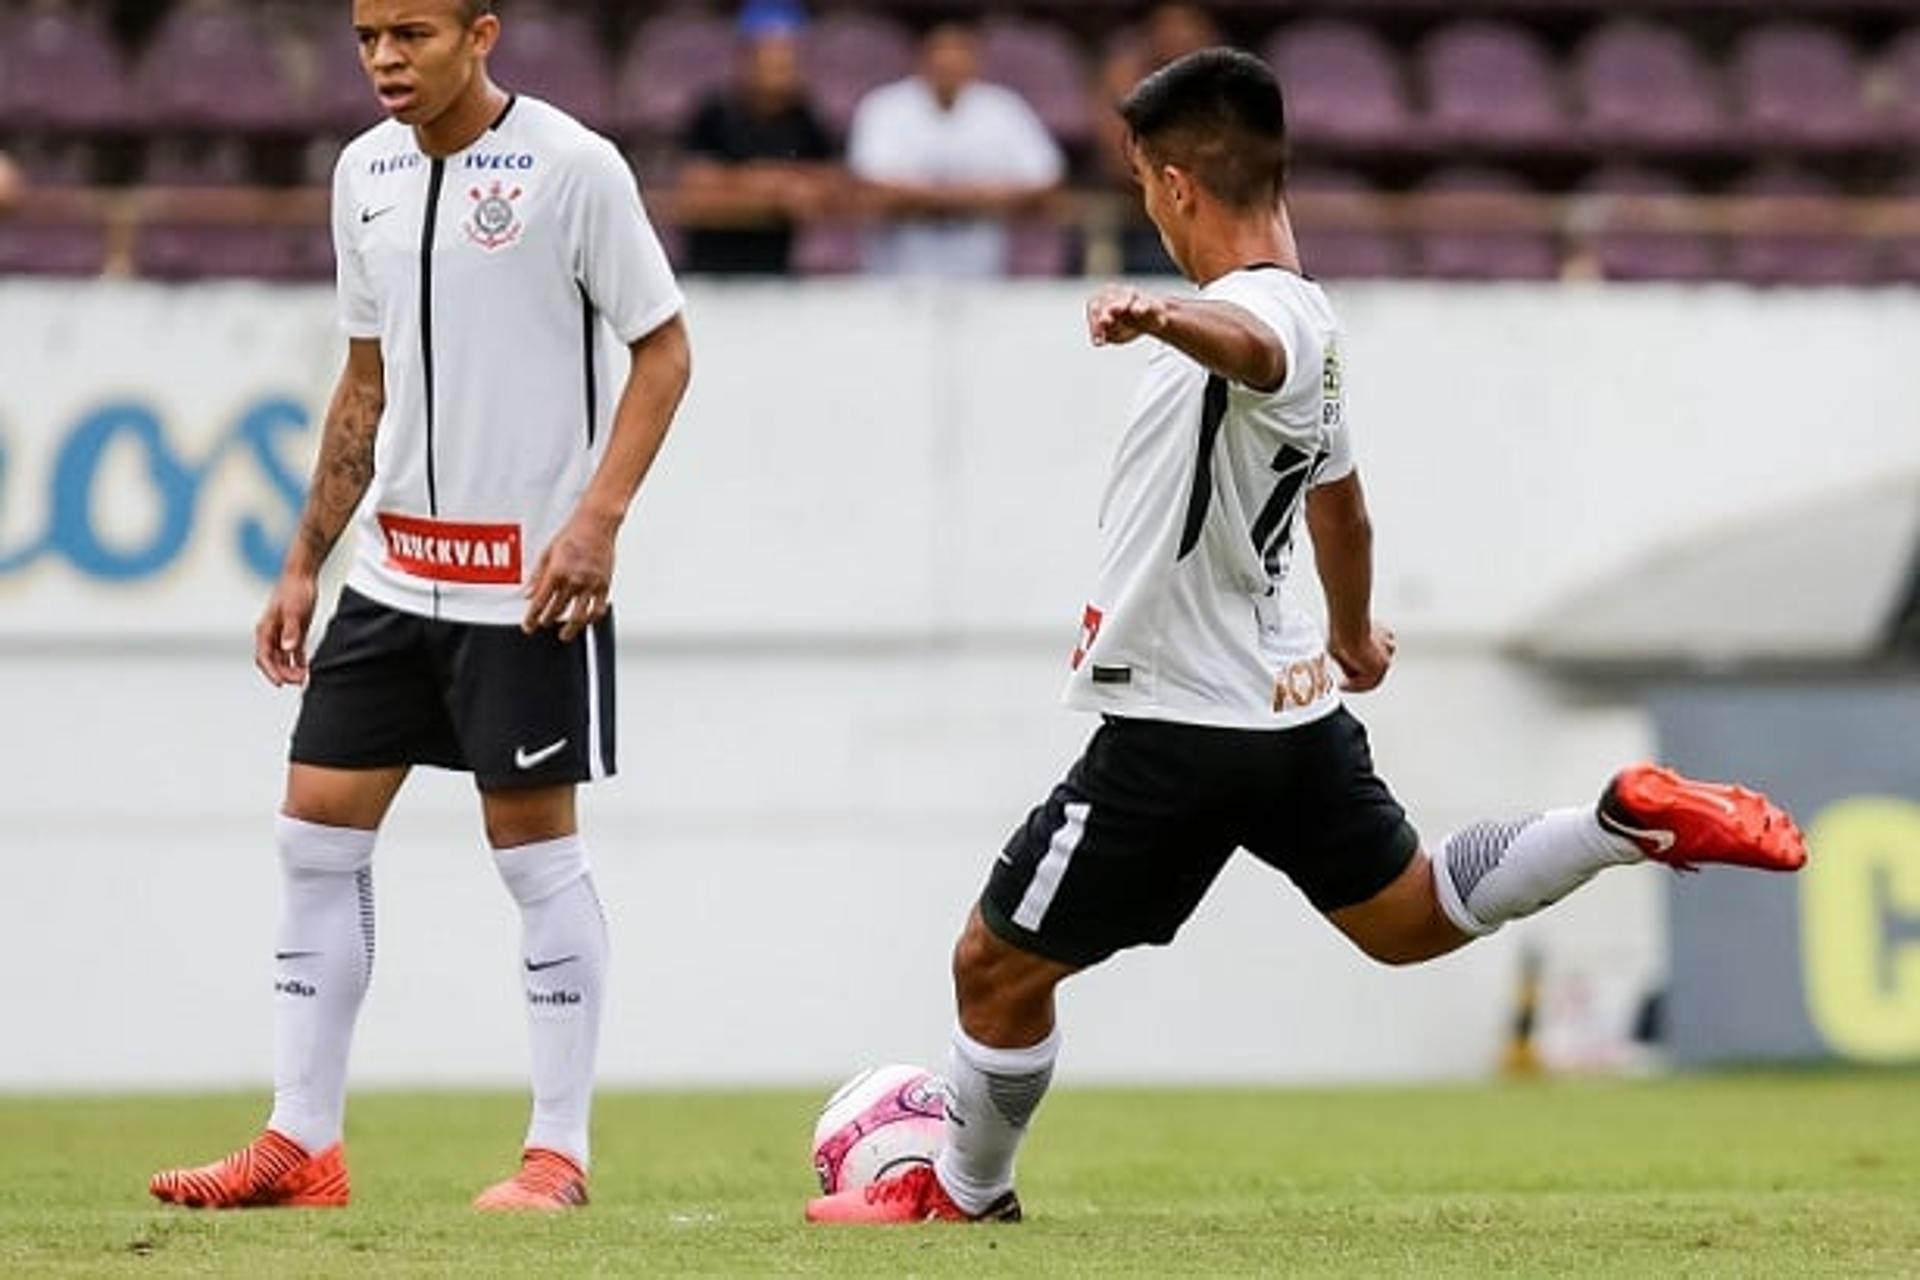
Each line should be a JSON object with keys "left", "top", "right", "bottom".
{"left": 1095, "top": 4, "right": 1223, "bottom": 273}
{"left": 0, "top": 152, "right": 22, "bottom": 218}
{"left": 848, "top": 22, "right": 1063, "bottom": 278}
{"left": 676, "top": 1, "right": 839, "bottom": 275}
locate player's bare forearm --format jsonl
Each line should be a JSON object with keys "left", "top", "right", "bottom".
{"left": 287, "top": 339, "right": 385, "bottom": 579}
{"left": 524, "top": 314, "right": 691, "bottom": 640}
{"left": 579, "top": 314, "right": 691, "bottom": 530}
{"left": 1307, "top": 472, "right": 1395, "bottom": 691}
{"left": 256, "top": 339, "right": 382, "bottom": 685}
{"left": 1307, "top": 473, "right": 1374, "bottom": 644}
{"left": 1087, "top": 290, "right": 1287, "bottom": 393}
{"left": 1151, "top": 299, "right": 1287, "bottom": 391}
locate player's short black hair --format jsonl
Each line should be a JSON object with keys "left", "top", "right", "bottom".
{"left": 459, "top": 0, "right": 496, "bottom": 22}
{"left": 1118, "top": 48, "right": 1288, "bottom": 210}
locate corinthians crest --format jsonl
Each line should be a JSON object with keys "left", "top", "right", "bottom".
{"left": 465, "top": 181, "right": 523, "bottom": 250}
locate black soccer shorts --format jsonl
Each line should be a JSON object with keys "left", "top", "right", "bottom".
{"left": 289, "top": 587, "right": 616, "bottom": 790}
{"left": 980, "top": 709, "right": 1420, "bottom": 967}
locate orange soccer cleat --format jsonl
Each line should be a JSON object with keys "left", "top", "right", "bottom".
{"left": 149, "top": 1130, "right": 349, "bottom": 1209}
{"left": 1600, "top": 764, "right": 1808, "bottom": 873}
{"left": 472, "top": 1148, "right": 589, "bottom": 1212}
{"left": 805, "top": 1163, "right": 1022, "bottom": 1225}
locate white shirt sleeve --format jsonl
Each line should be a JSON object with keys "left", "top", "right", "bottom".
{"left": 1206, "top": 272, "right": 1305, "bottom": 397}
{"left": 1315, "top": 387, "right": 1356, "bottom": 486}
{"left": 568, "top": 138, "right": 685, "bottom": 344}
{"left": 331, "top": 152, "right": 381, "bottom": 339}
{"left": 1208, "top": 273, "right": 1357, "bottom": 485}
{"left": 847, "top": 86, "right": 913, "bottom": 181}
{"left": 991, "top": 89, "right": 1064, "bottom": 186}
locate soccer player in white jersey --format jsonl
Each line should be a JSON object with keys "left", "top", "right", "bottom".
{"left": 149, "top": 0, "right": 690, "bottom": 1212}
{"left": 807, "top": 49, "right": 1807, "bottom": 1225}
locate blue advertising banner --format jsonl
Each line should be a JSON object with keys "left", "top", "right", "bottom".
{"left": 1657, "top": 684, "right": 1920, "bottom": 1065}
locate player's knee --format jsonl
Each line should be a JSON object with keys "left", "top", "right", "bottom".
{"left": 1355, "top": 935, "right": 1431, "bottom": 967}
{"left": 1348, "top": 915, "right": 1465, "bottom": 967}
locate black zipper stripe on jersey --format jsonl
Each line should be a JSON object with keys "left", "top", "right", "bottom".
{"left": 419, "top": 157, "right": 447, "bottom": 516}
{"left": 578, "top": 284, "right": 597, "bottom": 447}
{"left": 1176, "top": 374, "right": 1230, "bottom": 560}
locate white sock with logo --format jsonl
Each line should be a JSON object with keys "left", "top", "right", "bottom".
{"left": 934, "top": 1024, "right": 1059, "bottom": 1214}
{"left": 493, "top": 834, "right": 608, "bottom": 1169}
{"left": 1433, "top": 806, "right": 1641, "bottom": 936}
{"left": 266, "top": 815, "right": 377, "bottom": 1154}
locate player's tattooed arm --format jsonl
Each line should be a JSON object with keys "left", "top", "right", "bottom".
{"left": 254, "top": 339, "right": 384, "bottom": 687}
{"left": 1086, "top": 286, "right": 1287, "bottom": 393}
{"left": 291, "top": 338, "right": 386, "bottom": 575}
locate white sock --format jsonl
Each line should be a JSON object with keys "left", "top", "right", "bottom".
{"left": 494, "top": 834, "right": 607, "bottom": 1169}
{"left": 1434, "top": 806, "right": 1641, "bottom": 936}
{"left": 266, "top": 815, "right": 376, "bottom": 1153}
{"left": 934, "top": 1024, "right": 1059, "bottom": 1214}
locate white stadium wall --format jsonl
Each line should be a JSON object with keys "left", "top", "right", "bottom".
{"left": 1, "top": 280, "right": 1915, "bottom": 1089}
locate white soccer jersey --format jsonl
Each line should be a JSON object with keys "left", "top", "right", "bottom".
{"left": 330, "top": 95, "right": 684, "bottom": 625}
{"left": 1064, "top": 267, "right": 1354, "bottom": 730}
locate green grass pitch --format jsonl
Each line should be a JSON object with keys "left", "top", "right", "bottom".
{"left": 4, "top": 1073, "right": 1917, "bottom": 1276}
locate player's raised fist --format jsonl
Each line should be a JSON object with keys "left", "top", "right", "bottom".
{"left": 1329, "top": 623, "right": 1396, "bottom": 693}
{"left": 1087, "top": 285, "right": 1169, "bottom": 347}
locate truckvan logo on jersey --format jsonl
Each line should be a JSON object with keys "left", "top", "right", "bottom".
{"left": 376, "top": 512, "right": 522, "bottom": 584}
{"left": 465, "top": 181, "right": 524, "bottom": 250}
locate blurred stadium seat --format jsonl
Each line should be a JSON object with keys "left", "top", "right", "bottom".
{"left": 800, "top": 11, "right": 915, "bottom": 140}
{"left": 0, "top": 220, "right": 107, "bottom": 277}
{"left": 1581, "top": 166, "right": 1719, "bottom": 283}
{"left": 486, "top": 4, "right": 614, "bottom": 131}
{"left": 1418, "top": 167, "right": 1561, "bottom": 281}
{"left": 1421, "top": 21, "right": 1565, "bottom": 149}
{"left": 621, "top": 12, "right": 736, "bottom": 138}
{"left": 1575, "top": 21, "right": 1724, "bottom": 150}
{"left": 979, "top": 17, "right": 1091, "bottom": 150}
{"left": 1732, "top": 23, "right": 1876, "bottom": 148}
{"left": 1885, "top": 27, "right": 1920, "bottom": 137}
{"left": 138, "top": 3, "right": 301, "bottom": 132}
{"left": 1, "top": 6, "right": 138, "bottom": 131}
{"left": 0, "top": 1, "right": 1916, "bottom": 283}
{"left": 1727, "top": 167, "right": 1876, "bottom": 287}
{"left": 1290, "top": 169, "right": 1405, "bottom": 280}
{"left": 1263, "top": 21, "right": 1412, "bottom": 149}
{"left": 791, "top": 219, "right": 864, "bottom": 275}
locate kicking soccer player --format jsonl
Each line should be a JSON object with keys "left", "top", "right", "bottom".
{"left": 806, "top": 49, "right": 1805, "bottom": 1225}
{"left": 148, "top": 0, "right": 689, "bottom": 1212}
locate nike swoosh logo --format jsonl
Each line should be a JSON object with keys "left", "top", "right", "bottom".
{"left": 524, "top": 955, "right": 577, "bottom": 973}
{"left": 275, "top": 950, "right": 319, "bottom": 960}
{"left": 514, "top": 738, "right": 568, "bottom": 769}
{"left": 1597, "top": 809, "right": 1677, "bottom": 854}
{"left": 360, "top": 205, "right": 396, "bottom": 224}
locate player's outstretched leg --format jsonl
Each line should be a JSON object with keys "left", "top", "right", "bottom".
{"left": 1433, "top": 763, "right": 1805, "bottom": 937}
{"left": 149, "top": 814, "right": 376, "bottom": 1209}
{"left": 808, "top": 910, "right": 1069, "bottom": 1224}
{"left": 474, "top": 829, "right": 606, "bottom": 1212}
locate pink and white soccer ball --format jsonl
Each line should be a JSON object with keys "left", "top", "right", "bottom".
{"left": 811, "top": 1063, "right": 947, "bottom": 1194}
